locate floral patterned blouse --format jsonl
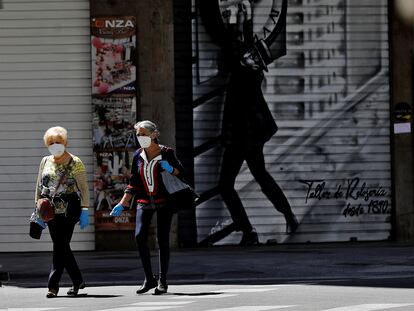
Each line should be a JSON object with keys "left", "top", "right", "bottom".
{"left": 35, "top": 154, "right": 90, "bottom": 214}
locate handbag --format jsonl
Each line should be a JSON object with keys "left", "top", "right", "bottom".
{"left": 161, "top": 171, "right": 199, "bottom": 212}
{"left": 29, "top": 211, "right": 44, "bottom": 239}
{"left": 37, "top": 197, "right": 55, "bottom": 222}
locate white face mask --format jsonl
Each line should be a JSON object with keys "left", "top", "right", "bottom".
{"left": 137, "top": 136, "right": 152, "bottom": 148}
{"left": 48, "top": 143, "right": 65, "bottom": 157}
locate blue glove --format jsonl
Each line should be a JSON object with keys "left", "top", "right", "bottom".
{"left": 36, "top": 218, "right": 47, "bottom": 229}
{"left": 159, "top": 160, "right": 173, "bottom": 174}
{"left": 110, "top": 203, "right": 124, "bottom": 217}
{"left": 79, "top": 209, "right": 89, "bottom": 230}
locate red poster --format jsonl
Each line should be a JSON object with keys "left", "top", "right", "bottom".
{"left": 91, "top": 16, "right": 137, "bottom": 231}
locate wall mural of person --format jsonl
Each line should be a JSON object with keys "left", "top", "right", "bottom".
{"left": 199, "top": 0, "right": 298, "bottom": 246}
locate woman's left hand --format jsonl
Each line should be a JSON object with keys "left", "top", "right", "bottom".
{"left": 31, "top": 211, "right": 47, "bottom": 229}
{"left": 159, "top": 160, "right": 174, "bottom": 174}
{"left": 79, "top": 208, "right": 89, "bottom": 230}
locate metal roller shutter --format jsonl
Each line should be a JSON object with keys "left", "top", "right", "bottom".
{"left": 192, "top": 0, "right": 391, "bottom": 244}
{"left": 0, "top": 0, "right": 94, "bottom": 252}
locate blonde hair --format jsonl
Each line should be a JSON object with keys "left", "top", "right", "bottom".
{"left": 43, "top": 126, "right": 68, "bottom": 146}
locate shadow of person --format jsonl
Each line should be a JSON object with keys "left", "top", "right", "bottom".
{"left": 57, "top": 294, "right": 122, "bottom": 298}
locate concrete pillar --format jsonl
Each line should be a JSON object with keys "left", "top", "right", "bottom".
{"left": 90, "top": 0, "right": 175, "bottom": 142}
{"left": 90, "top": 0, "right": 176, "bottom": 249}
{"left": 390, "top": 1, "right": 414, "bottom": 242}
{"left": 136, "top": 0, "right": 176, "bottom": 144}
{"left": 173, "top": 0, "right": 197, "bottom": 247}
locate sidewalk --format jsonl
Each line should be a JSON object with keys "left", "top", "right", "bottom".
{"left": 1, "top": 241, "right": 414, "bottom": 288}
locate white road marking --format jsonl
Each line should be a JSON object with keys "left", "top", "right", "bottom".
{"left": 131, "top": 301, "right": 195, "bottom": 306}
{"left": 205, "top": 306, "right": 295, "bottom": 311}
{"left": 320, "top": 304, "right": 414, "bottom": 311}
{"left": 7, "top": 309, "right": 64, "bottom": 311}
{"left": 169, "top": 293, "right": 237, "bottom": 299}
{"left": 96, "top": 307, "right": 180, "bottom": 311}
{"left": 250, "top": 285, "right": 287, "bottom": 287}
{"left": 216, "top": 288, "right": 278, "bottom": 293}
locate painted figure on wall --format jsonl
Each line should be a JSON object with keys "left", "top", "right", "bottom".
{"left": 200, "top": 0, "right": 298, "bottom": 245}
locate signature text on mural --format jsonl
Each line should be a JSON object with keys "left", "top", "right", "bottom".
{"left": 299, "top": 177, "right": 390, "bottom": 217}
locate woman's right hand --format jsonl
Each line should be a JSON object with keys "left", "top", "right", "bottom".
{"left": 110, "top": 203, "right": 124, "bottom": 217}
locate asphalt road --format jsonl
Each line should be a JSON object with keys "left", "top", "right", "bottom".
{"left": 2, "top": 283, "right": 414, "bottom": 311}
{"left": 2, "top": 242, "right": 414, "bottom": 310}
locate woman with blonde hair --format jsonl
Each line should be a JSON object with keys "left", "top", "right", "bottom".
{"left": 33, "top": 126, "right": 90, "bottom": 298}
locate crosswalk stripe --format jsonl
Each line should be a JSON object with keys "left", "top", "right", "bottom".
{"left": 96, "top": 307, "right": 180, "bottom": 311}
{"left": 169, "top": 293, "right": 237, "bottom": 299}
{"left": 250, "top": 285, "right": 286, "bottom": 288}
{"left": 216, "top": 288, "right": 278, "bottom": 293}
{"left": 204, "top": 306, "right": 295, "bottom": 311}
{"left": 131, "top": 301, "right": 195, "bottom": 306}
{"left": 320, "top": 304, "right": 414, "bottom": 311}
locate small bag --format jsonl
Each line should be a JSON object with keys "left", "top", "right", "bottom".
{"left": 161, "top": 171, "right": 199, "bottom": 212}
{"left": 37, "top": 198, "right": 55, "bottom": 222}
{"left": 29, "top": 211, "right": 44, "bottom": 239}
{"left": 29, "top": 221, "right": 43, "bottom": 239}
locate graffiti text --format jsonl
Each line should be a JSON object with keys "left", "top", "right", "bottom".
{"left": 300, "top": 177, "right": 390, "bottom": 217}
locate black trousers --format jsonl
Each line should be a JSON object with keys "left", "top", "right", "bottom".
{"left": 47, "top": 214, "right": 83, "bottom": 290}
{"left": 218, "top": 144, "right": 293, "bottom": 233}
{"left": 135, "top": 207, "right": 174, "bottom": 282}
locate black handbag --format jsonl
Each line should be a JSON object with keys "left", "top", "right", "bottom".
{"left": 29, "top": 221, "right": 43, "bottom": 239}
{"left": 29, "top": 209, "right": 44, "bottom": 239}
{"left": 161, "top": 171, "right": 199, "bottom": 212}
{"left": 169, "top": 187, "right": 199, "bottom": 212}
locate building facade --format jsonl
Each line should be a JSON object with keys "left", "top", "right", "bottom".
{"left": 0, "top": 0, "right": 94, "bottom": 251}
{"left": 0, "top": 0, "right": 413, "bottom": 252}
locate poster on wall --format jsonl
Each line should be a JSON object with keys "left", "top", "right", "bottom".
{"left": 91, "top": 16, "right": 136, "bottom": 96}
{"left": 94, "top": 150, "right": 136, "bottom": 231}
{"left": 91, "top": 16, "right": 137, "bottom": 231}
{"left": 92, "top": 96, "right": 137, "bottom": 152}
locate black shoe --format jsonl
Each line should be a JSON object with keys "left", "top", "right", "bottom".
{"left": 285, "top": 214, "right": 299, "bottom": 234}
{"left": 154, "top": 279, "right": 168, "bottom": 295}
{"left": 67, "top": 282, "right": 85, "bottom": 296}
{"left": 239, "top": 230, "right": 259, "bottom": 246}
{"left": 46, "top": 288, "right": 58, "bottom": 298}
{"left": 136, "top": 277, "right": 158, "bottom": 294}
